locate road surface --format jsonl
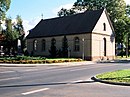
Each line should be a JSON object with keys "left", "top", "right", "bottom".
{"left": 0, "top": 62, "right": 130, "bottom": 97}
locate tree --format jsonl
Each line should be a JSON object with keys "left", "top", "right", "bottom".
{"left": 3, "top": 16, "right": 25, "bottom": 56}
{"left": 14, "top": 15, "right": 26, "bottom": 55}
{"left": 0, "top": 0, "right": 11, "bottom": 55}
{"left": 0, "top": 0, "right": 11, "bottom": 30}
{"left": 62, "top": 36, "right": 68, "bottom": 58}
{"left": 4, "top": 17, "right": 19, "bottom": 56}
{"left": 58, "top": 8, "right": 76, "bottom": 17}
{"left": 73, "top": 0, "right": 126, "bottom": 22}
{"left": 49, "top": 38, "right": 58, "bottom": 58}
{"left": 126, "top": 5, "right": 130, "bottom": 16}
{"left": 0, "top": 0, "right": 11, "bottom": 20}
{"left": 3, "top": 17, "right": 12, "bottom": 55}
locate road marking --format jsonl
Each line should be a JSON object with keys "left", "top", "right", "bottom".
{"left": 23, "top": 69, "right": 38, "bottom": 72}
{"left": 0, "top": 77, "right": 21, "bottom": 81}
{"left": 70, "top": 68, "right": 87, "bottom": 72}
{"left": 70, "top": 80, "right": 84, "bottom": 83}
{"left": 0, "top": 71, "right": 15, "bottom": 74}
{"left": 69, "top": 63, "right": 120, "bottom": 72}
{"left": 21, "top": 88, "right": 49, "bottom": 95}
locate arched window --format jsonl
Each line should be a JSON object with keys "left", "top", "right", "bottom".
{"left": 103, "top": 23, "right": 106, "bottom": 31}
{"left": 33, "top": 40, "right": 38, "bottom": 51}
{"left": 42, "top": 39, "right": 46, "bottom": 51}
{"left": 74, "top": 37, "right": 80, "bottom": 51}
{"left": 103, "top": 38, "right": 106, "bottom": 56}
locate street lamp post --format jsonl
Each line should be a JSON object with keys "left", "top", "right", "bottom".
{"left": 82, "top": 38, "right": 85, "bottom": 60}
{"left": 0, "top": 20, "right": 2, "bottom": 32}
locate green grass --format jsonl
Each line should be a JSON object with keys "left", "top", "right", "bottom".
{"left": 0, "top": 56, "right": 83, "bottom": 64}
{"left": 116, "top": 56, "right": 130, "bottom": 60}
{"left": 46, "top": 58, "right": 80, "bottom": 60}
{"left": 96, "top": 69, "right": 130, "bottom": 83}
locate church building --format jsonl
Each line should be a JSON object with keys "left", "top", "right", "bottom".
{"left": 27, "top": 9, "right": 115, "bottom": 61}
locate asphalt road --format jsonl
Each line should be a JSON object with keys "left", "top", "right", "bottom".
{"left": 0, "top": 62, "right": 130, "bottom": 97}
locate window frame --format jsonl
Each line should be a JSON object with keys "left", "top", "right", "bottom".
{"left": 103, "top": 23, "right": 106, "bottom": 31}
{"left": 103, "top": 38, "right": 107, "bottom": 56}
{"left": 33, "top": 39, "right": 38, "bottom": 51}
{"left": 41, "top": 39, "right": 46, "bottom": 51}
{"left": 74, "top": 37, "right": 80, "bottom": 52}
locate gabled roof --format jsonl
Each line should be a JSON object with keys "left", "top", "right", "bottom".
{"left": 27, "top": 9, "right": 104, "bottom": 39}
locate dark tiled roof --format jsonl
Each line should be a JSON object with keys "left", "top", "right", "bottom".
{"left": 27, "top": 9, "right": 104, "bottom": 39}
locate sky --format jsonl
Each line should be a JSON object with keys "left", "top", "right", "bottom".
{"left": 6, "top": 0, "right": 130, "bottom": 34}
{"left": 6, "top": 0, "right": 75, "bottom": 33}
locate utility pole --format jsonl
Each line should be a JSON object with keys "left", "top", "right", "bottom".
{"left": 128, "top": 34, "right": 130, "bottom": 57}
{"left": 0, "top": 20, "right": 2, "bottom": 32}
{"left": 82, "top": 38, "right": 85, "bottom": 60}
{"left": 126, "top": 33, "right": 129, "bottom": 58}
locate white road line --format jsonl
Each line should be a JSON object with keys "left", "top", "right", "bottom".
{"left": 21, "top": 88, "right": 49, "bottom": 95}
{"left": 70, "top": 63, "right": 120, "bottom": 72}
{"left": 70, "top": 80, "right": 84, "bottom": 83}
{"left": 23, "top": 69, "right": 38, "bottom": 72}
{"left": 0, "top": 71, "right": 15, "bottom": 74}
{"left": 70, "top": 68, "right": 87, "bottom": 72}
{"left": 0, "top": 77, "right": 21, "bottom": 81}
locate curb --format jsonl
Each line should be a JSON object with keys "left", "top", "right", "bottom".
{"left": 97, "top": 59, "right": 130, "bottom": 63}
{"left": 91, "top": 76, "right": 130, "bottom": 86}
{"left": 0, "top": 61, "right": 95, "bottom": 67}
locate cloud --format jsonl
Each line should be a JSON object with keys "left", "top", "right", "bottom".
{"left": 125, "top": 0, "right": 130, "bottom": 4}
{"left": 52, "top": 3, "right": 73, "bottom": 16}
{"left": 1, "top": 18, "right": 41, "bottom": 36}
{"left": 22, "top": 3, "right": 73, "bottom": 36}
{"left": 22, "top": 17, "right": 41, "bottom": 36}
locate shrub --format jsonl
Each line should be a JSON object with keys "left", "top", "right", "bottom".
{"left": 0, "top": 56, "right": 83, "bottom": 64}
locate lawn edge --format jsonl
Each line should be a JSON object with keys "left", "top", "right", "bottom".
{"left": 91, "top": 76, "right": 130, "bottom": 86}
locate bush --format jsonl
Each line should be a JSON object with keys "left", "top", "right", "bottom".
{"left": 0, "top": 56, "right": 83, "bottom": 64}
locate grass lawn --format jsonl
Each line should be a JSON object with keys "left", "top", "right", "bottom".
{"left": 96, "top": 69, "right": 130, "bottom": 83}
{"left": 116, "top": 56, "right": 130, "bottom": 60}
{"left": 46, "top": 58, "right": 80, "bottom": 61}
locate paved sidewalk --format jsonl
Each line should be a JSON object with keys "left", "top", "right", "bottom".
{"left": 0, "top": 61, "right": 95, "bottom": 67}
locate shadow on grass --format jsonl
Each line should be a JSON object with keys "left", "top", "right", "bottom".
{"left": 0, "top": 80, "right": 95, "bottom": 88}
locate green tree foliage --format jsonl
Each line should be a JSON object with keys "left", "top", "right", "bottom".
{"left": 5, "top": 17, "right": 19, "bottom": 41}
{"left": 62, "top": 36, "right": 68, "bottom": 58}
{"left": 3, "top": 16, "right": 26, "bottom": 56}
{"left": 73, "top": 0, "right": 126, "bottom": 22}
{"left": 0, "top": 0, "right": 11, "bottom": 20}
{"left": 4, "top": 17, "right": 19, "bottom": 55}
{"left": 5, "top": 17, "right": 13, "bottom": 40}
{"left": 14, "top": 15, "right": 26, "bottom": 55}
{"left": 115, "top": 19, "right": 127, "bottom": 43}
{"left": 58, "top": 8, "right": 76, "bottom": 17}
{"left": 126, "top": 5, "right": 130, "bottom": 16}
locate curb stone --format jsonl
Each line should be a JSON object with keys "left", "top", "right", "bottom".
{"left": 91, "top": 76, "right": 130, "bottom": 86}
{"left": 0, "top": 61, "right": 95, "bottom": 67}
{"left": 97, "top": 59, "right": 130, "bottom": 63}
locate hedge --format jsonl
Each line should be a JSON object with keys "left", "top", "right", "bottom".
{"left": 0, "top": 56, "right": 83, "bottom": 64}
